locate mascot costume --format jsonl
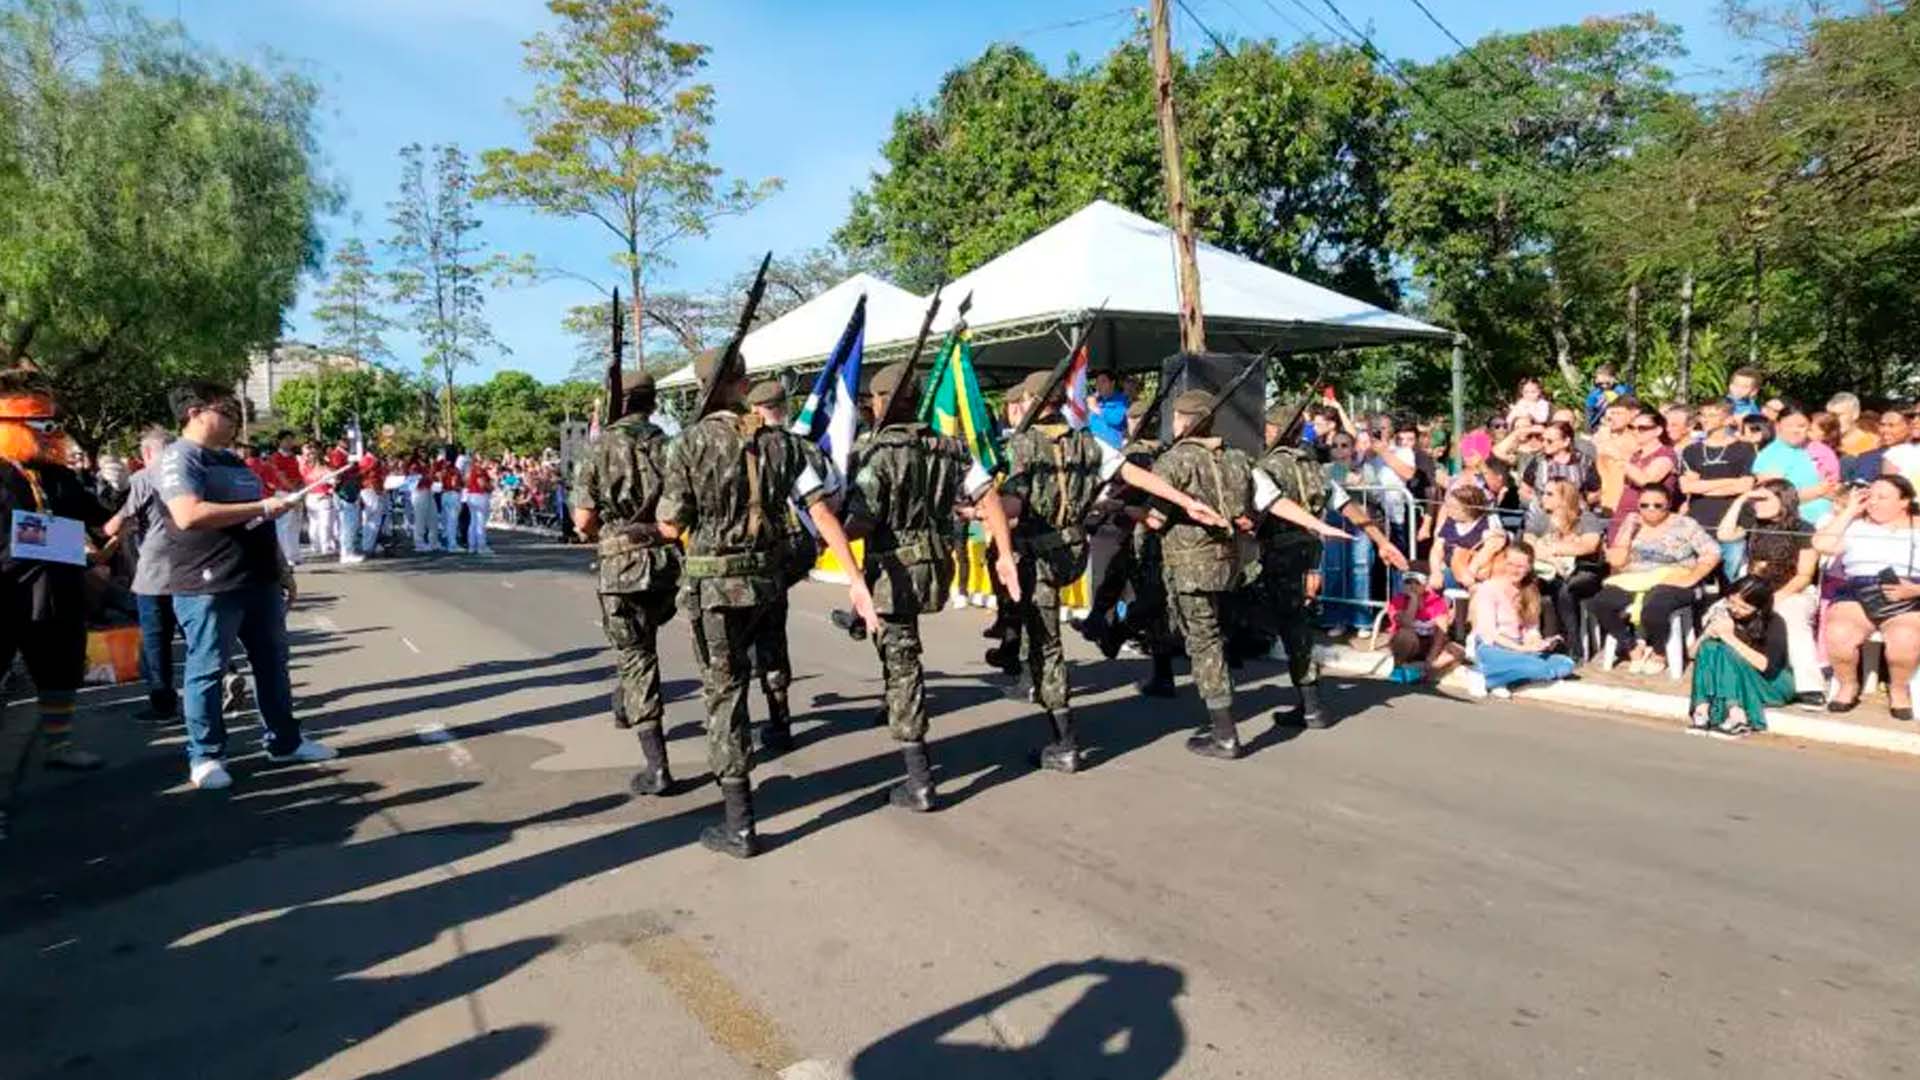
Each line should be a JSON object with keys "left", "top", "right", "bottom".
{"left": 1, "top": 371, "right": 112, "bottom": 772}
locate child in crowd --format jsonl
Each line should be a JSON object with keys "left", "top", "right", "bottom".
{"left": 1384, "top": 572, "right": 1464, "bottom": 684}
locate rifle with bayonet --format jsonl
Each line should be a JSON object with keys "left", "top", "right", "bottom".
{"left": 1010, "top": 299, "right": 1109, "bottom": 438}
{"left": 605, "top": 287, "right": 626, "bottom": 423}
{"left": 692, "top": 252, "right": 773, "bottom": 420}
{"left": 874, "top": 284, "right": 951, "bottom": 432}
{"left": 1130, "top": 353, "right": 1190, "bottom": 444}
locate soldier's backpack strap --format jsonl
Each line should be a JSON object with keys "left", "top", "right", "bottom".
{"left": 736, "top": 413, "right": 766, "bottom": 541}
{"left": 1050, "top": 433, "right": 1072, "bottom": 529}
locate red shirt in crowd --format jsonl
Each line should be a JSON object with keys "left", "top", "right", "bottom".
{"left": 246, "top": 455, "right": 279, "bottom": 492}
{"left": 464, "top": 464, "right": 494, "bottom": 496}
{"left": 357, "top": 452, "right": 385, "bottom": 495}
{"left": 326, "top": 446, "right": 349, "bottom": 470}
{"left": 300, "top": 456, "right": 332, "bottom": 497}
{"left": 433, "top": 461, "right": 462, "bottom": 493}
{"left": 268, "top": 450, "right": 302, "bottom": 493}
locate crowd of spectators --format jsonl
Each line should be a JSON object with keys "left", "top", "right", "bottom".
{"left": 1316, "top": 365, "right": 1920, "bottom": 737}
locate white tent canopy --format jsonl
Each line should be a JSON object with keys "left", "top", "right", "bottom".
{"left": 874, "top": 199, "right": 1450, "bottom": 376}
{"left": 655, "top": 272, "right": 928, "bottom": 390}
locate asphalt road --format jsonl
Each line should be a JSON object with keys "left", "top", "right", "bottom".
{"left": 3, "top": 530, "right": 1917, "bottom": 1080}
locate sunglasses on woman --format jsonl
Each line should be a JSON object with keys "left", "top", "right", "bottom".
{"left": 2, "top": 417, "right": 63, "bottom": 433}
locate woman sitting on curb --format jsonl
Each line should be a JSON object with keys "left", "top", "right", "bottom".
{"left": 1465, "top": 541, "right": 1576, "bottom": 698}
{"left": 1715, "top": 479, "right": 1824, "bottom": 706}
{"left": 1584, "top": 484, "right": 1721, "bottom": 676}
{"left": 1688, "top": 576, "right": 1792, "bottom": 737}
{"left": 1814, "top": 477, "right": 1920, "bottom": 719}
{"left": 1384, "top": 571, "right": 1464, "bottom": 683}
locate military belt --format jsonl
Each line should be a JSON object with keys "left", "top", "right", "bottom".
{"left": 1016, "top": 525, "right": 1086, "bottom": 556}
{"left": 683, "top": 551, "right": 774, "bottom": 579}
{"left": 867, "top": 535, "right": 938, "bottom": 565}
{"left": 598, "top": 523, "right": 662, "bottom": 553}
{"left": 1162, "top": 544, "right": 1232, "bottom": 568}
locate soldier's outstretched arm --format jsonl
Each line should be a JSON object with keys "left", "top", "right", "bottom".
{"left": 1265, "top": 496, "right": 1351, "bottom": 540}
{"left": 1119, "top": 461, "right": 1226, "bottom": 528}
{"left": 1338, "top": 501, "right": 1410, "bottom": 570}
{"left": 973, "top": 485, "right": 1022, "bottom": 604}
{"left": 807, "top": 501, "right": 881, "bottom": 634}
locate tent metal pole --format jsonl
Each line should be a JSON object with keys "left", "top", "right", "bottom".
{"left": 1450, "top": 334, "right": 1467, "bottom": 471}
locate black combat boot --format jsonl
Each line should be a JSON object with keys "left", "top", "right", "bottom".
{"left": 983, "top": 644, "right": 1022, "bottom": 676}
{"left": 1278, "top": 684, "right": 1331, "bottom": 729}
{"left": 1138, "top": 654, "right": 1176, "bottom": 697}
{"left": 699, "top": 779, "right": 758, "bottom": 859}
{"left": 1186, "top": 707, "right": 1242, "bottom": 760}
{"left": 630, "top": 725, "right": 673, "bottom": 796}
{"left": 1036, "top": 710, "right": 1082, "bottom": 774}
{"left": 888, "top": 740, "right": 937, "bottom": 812}
{"left": 757, "top": 692, "right": 794, "bottom": 756}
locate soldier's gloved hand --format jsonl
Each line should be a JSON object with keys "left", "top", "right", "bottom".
{"left": 995, "top": 549, "right": 1022, "bottom": 604}
{"left": 848, "top": 580, "right": 882, "bottom": 637}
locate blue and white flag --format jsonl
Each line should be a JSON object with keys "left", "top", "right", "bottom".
{"left": 790, "top": 294, "right": 866, "bottom": 483}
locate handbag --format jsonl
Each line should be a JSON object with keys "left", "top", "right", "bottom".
{"left": 1854, "top": 528, "right": 1920, "bottom": 622}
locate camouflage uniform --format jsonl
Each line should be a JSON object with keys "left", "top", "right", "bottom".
{"left": 1117, "top": 433, "right": 1172, "bottom": 659}
{"left": 843, "top": 424, "right": 989, "bottom": 743}
{"left": 1001, "top": 420, "right": 1120, "bottom": 718}
{"left": 749, "top": 402, "right": 827, "bottom": 711}
{"left": 1251, "top": 443, "right": 1330, "bottom": 692}
{"left": 1152, "top": 435, "right": 1255, "bottom": 715}
{"left": 572, "top": 414, "right": 682, "bottom": 738}
{"left": 657, "top": 408, "right": 829, "bottom": 783}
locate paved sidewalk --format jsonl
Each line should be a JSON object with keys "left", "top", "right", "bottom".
{"left": 1318, "top": 639, "right": 1920, "bottom": 758}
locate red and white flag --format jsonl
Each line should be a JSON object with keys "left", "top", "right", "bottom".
{"left": 1062, "top": 344, "right": 1091, "bottom": 430}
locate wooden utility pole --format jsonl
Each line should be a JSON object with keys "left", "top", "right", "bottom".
{"left": 1149, "top": 0, "right": 1206, "bottom": 355}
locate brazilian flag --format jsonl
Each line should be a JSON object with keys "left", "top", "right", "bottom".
{"left": 918, "top": 330, "right": 1005, "bottom": 475}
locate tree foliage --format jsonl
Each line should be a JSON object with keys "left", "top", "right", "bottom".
{"left": 478, "top": 0, "right": 780, "bottom": 368}
{"left": 0, "top": 0, "right": 331, "bottom": 450}
{"left": 269, "top": 365, "right": 430, "bottom": 442}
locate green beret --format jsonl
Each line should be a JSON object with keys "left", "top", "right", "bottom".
{"left": 626, "top": 369, "right": 655, "bottom": 393}
{"left": 746, "top": 380, "right": 785, "bottom": 407}
{"left": 1172, "top": 389, "right": 1215, "bottom": 417}
{"left": 869, "top": 362, "right": 914, "bottom": 397}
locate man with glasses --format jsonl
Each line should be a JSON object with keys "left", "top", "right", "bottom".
{"left": 0, "top": 372, "right": 121, "bottom": 772}
{"left": 157, "top": 382, "right": 334, "bottom": 791}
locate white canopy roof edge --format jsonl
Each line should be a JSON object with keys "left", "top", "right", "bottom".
{"left": 655, "top": 272, "right": 929, "bottom": 390}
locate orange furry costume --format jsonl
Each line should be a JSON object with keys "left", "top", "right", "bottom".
{"left": 0, "top": 385, "right": 69, "bottom": 467}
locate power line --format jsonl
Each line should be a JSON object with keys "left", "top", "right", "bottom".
{"left": 1013, "top": 7, "right": 1134, "bottom": 40}
{"left": 1398, "top": 0, "right": 1530, "bottom": 94}
{"left": 1175, "top": 0, "right": 1236, "bottom": 57}
{"left": 1259, "top": 0, "right": 1484, "bottom": 141}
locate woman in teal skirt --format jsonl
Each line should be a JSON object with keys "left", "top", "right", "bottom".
{"left": 1688, "top": 575, "right": 1794, "bottom": 737}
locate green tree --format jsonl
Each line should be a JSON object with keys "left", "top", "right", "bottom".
{"left": 386, "top": 143, "right": 502, "bottom": 439}
{"left": 478, "top": 0, "right": 781, "bottom": 369}
{"left": 270, "top": 365, "right": 427, "bottom": 440}
{"left": 0, "top": 0, "right": 331, "bottom": 450}
{"left": 308, "top": 236, "right": 395, "bottom": 438}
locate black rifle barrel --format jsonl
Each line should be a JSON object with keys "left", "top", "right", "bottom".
{"left": 1010, "top": 299, "right": 1109, "bottom": 438}
{"left": 1185, "top": 345, "right": 1284, "bottom": 436}
{"left": 693, "top": 252, "right": 774, "bottom": 420}
{"left": 874, "top": 283, "right": 952, "bottom": 431}
{"left": 606, "top": 287, "right": 626, "bottom": 423}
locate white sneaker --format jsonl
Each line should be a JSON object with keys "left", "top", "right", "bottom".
{"left": 1490, "top": 686, "right": 1513, "bottom": 700}
{"left": 190, "top": 759, "right": 232, "bottom": 790}
{"left": 265, "top": 738, "right": 338, "bottom": 764}
{"left": 1462, "top": 669, "right": 1489, "bottom": 699}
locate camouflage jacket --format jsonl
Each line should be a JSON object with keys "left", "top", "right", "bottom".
{"left": 1001, "top": 423, "right": 1114, "bottom": 586}
{"left": 1254, "top": 443, "right": 1330, "bottom": 547}
{"left": 657, "top": 409, "right": 828, "bottom": 610}
{"left": 572, "top": 416, "right": 681, "bottom": 595}
{"left": 1152, "top": 436, "right": 1255, "bottom": 593}
{"left": 776, "top": 436, "right": 829, "bottom": 587}
{"left": 844, "top": 423, "right": 985, "bottom": 617}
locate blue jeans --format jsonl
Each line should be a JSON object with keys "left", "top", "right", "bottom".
{"left": 1320, "top": 517, "right": 1375, "bottom": 630}
{"left": 136, "top": 593, "right": 177, "bottom": 703}
{"left": 1475, "top": 640, "right": 1576, "bottom": 690}
{"left": 173, "top": 582, "right": 300, "bottom": 763}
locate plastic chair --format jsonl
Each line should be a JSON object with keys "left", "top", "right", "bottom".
{"left": 1600, "top": 606, "right": 1693, "bottom": 682}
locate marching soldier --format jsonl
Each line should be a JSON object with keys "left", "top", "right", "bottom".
{"left": 843, "top": 361, "right": 1021, "bottom": 810}
{"left": 743, "top": 378, "right": 825, "bottom": 754}
{"left": 655, "top": 351, "right": 878, "bottom": 859}
{"left": 570, "top": 372, "right": 683, "bottom": 794}
{"left": 1251, "top": 402, "right": 1410, "bottom": 728}
{"left": 999, "top": 371, "right": 1227, "bottom": 772}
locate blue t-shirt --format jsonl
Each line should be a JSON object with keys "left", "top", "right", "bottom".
{"left": 1752, "top": 440, "right": 1830, "bottom": 524}
{"left": 155, "top": 438, "right": 281, "bottom": 594}
{"left": 1728, "top": 396, "right": 1761, "bottom": 419}
{"left": 1087, "top": 392, "right": 1128, "bottom": 449}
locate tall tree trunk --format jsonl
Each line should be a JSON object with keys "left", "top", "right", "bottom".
{"left": 1625, "top": 280, "right": 1640, "bottom": 387}
{"left": 1678, "top": 268, "right": 1696, "bottom": 402}
{"left": 442, "top": 363, "right": 456, "bottom": 442}
{"left": 628, "top": 244, "right": 645, "bottom": 372}
{"left": 1748, "top": 244, "right": 1763, "bottom": 369}
{"left": 1547, "top": 266, "right": 1580, "bottom": 392}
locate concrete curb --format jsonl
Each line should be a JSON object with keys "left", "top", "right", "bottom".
{"left": 1316, "top": 644, "right": 1920, "bottom": 759}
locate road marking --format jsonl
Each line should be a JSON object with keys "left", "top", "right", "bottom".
{"left": 414, "top": 722, "right": 474, "bottom": 768}
{"left": 313, "top": 615, "right": 340, "bottom": 633}
{"left": 400, "top": 636, "right": 421, "bottom": 655}
{"left": 500, "top": 580, "right": 516, "bottom": 590}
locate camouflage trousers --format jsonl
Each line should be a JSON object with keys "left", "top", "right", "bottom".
{"left": 750, "top": 595, "right": 791, "bottom": 698}
{"left": 873, "top": 616, "right": 927, "bottom": 742}
{"left": 685, "top": 601, "right": 768, "bottom": 781}
{"left": 1126, "top": 531, "right": 1173, "bottom": 656}
{"left": 1012, "top": 571, "right": 1071, "bottom": 714}
{"left": 1170, "top": 590, "right": 1233, "bottom": 711}
{"left": 599, "top": 589, "right": 678, "bottom": 733}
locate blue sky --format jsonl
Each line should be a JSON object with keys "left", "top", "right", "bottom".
{"left": 151, "top": 0, "right": 1749, "bottom": 384}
